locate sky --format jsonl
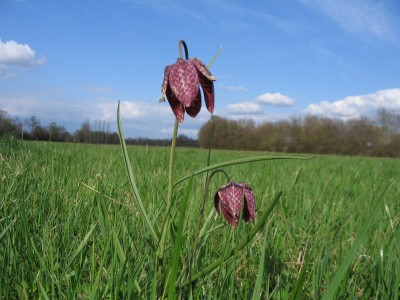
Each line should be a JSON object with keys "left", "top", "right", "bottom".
{"left": 1, "top": 0, "right": 400, "bottom": 139}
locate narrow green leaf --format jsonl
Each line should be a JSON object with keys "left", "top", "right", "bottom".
{"left": 36, "top": 277, "right": 50, "bottom": 300}
{"left": 252, "top": 232, "right": 269, "bottom": 300}
{"left": 90, "top": 237, "right": 111, "bottom": 300}
{"left": 117, "top": 101, "right": 159, "bottom": 244}
{"left": 112, "top": 229, "right": 126, "bottom": 263}
{"left": 69, "top": 223, "right": 97, "bottom": 265}
{"left": 0, "top": 219, "right": 15, "bottom": 242}
{"left": 174, "top": 157, "right": 314, "bottom": 187}
{"left": 167, "top": 177, "right": 193, "bottom": 299}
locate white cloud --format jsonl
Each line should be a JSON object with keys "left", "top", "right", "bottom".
{"left": 256, "top": 92, "right": 295, "bottom": 106}
{"left": 0, "top": 39, "right": 45, "bottom": 78}
{"left": 0, "top": 39, "right": 45, "bottom": 67}
{"left": 304, "top": 88, "right": 400, "bottom": 120}
{"left": 227, "top": 101, "right": 263, "bottom": 114}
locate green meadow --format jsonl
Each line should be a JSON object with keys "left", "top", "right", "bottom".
{"left": 1, "top": 137, "right": 399, "bottom": 299}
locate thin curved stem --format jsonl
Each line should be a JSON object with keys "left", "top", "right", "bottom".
{"left": 178, "top": 40, "right": 189, "bottom": 59}
{"left": 174, "top": 155, "right": 315, "bottom": 188}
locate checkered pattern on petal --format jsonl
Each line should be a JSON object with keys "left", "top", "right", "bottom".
{"left": 160, "top": 56, "right": 216, "bottom": 122}
{"left": 191, "top": 58, "right": 216, "bottom": 81}
{"left": 214, "top": 182, "right": 243, "bottom": 228}
{"left": 214, "top": 182, "right": 257, "bottom": 228}
{"left": 168, "top": 59, "right": 199, "bottom": 107}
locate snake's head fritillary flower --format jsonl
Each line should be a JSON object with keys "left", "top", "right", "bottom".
{"left": 214, "top": 182, "right": 256, "bottom": 228}
{"left": 161, "top": 57, "right": 216, "bottom": 122}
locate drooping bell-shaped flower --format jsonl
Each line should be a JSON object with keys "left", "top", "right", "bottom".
{"left": 161, "top": 57, "right": 216, "bottom": 122}
{"left": 214, "top": 182, "right": 257, "bottom": 228}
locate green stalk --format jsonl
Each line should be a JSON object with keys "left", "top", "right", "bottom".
{"left": 157, "top": 118, "right": 179, "bottom": 261}
{"left": 168, "top": 118, "right": 179, "bottom": 210}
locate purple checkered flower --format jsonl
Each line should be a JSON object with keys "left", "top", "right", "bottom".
{"left": 214, "top": 182, "right": 256, "bottom": 228}
{"left": 161, "top": 57, "right": 216, "bottom": 122}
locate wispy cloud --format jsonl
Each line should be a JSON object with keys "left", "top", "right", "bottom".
{"left": 125, "top": 0, "right": 205, "bottom": 23}
{"left": 304, "top": 88, "right": 400, "bottom": 120}
{"left": 219, "top": 83, "right": 248, "bottom": 92}
{"left": 200, "top": 0, "right": 304, "bottom": 34}
{"left": 299, "top": 0, "right": 398, "bottom": 41}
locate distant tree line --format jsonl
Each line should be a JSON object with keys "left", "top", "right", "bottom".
{"left": 0, "top": 110, "right": 197, "bottom": 147}
{"left": 2, "top": 108, "right": 400, "bottom": 156}
{"left": 198, "top": 108, "right": 400, "bottom": 157}
{"left": 125, "top": 135, "right": 198, "bottom": 147}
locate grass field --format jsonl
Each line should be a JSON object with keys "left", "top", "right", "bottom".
{"left": 1, "top": 136, "right": 399, "bottom": 299}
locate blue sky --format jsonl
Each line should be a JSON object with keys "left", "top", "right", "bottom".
{"left": 1, "top": 0, "right": 400, "bottom": 138}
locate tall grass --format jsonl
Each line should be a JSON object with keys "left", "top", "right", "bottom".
{"left": 0, "top": 137, "right": 399, "bottom": 298}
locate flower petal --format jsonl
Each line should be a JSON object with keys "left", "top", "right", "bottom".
{"left": 165, "top": 84, "right": 185, "bottom": 122}
{"left": 242, "top": 184, "right": 256, "bottom": 222}
{"left": 198, "top": 74, "right": 214, "bottom": 113}
{"left": 168, "top": 59, "right": 199, "bottom": 107}
{"left": 214, "top": 191, "right": 221, "bottom": 214}
{"left": 161, "top": 65, "right": 172, "bottom": 96}
{"left": 191, "top": 58, "right": 216, "bottom": 81}
{"left": 215, "top": 182, "right": 243, "bottom": 228}
{"left": 185, "top": 88, "right": 202, "bottom": 118}
{"left": 191, "top": 58, "right": 215, "bottom": 113}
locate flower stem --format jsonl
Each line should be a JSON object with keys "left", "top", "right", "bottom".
{"left": 168, "top": 118, "right": 179, "bottom": 206}
{"left": 157, "top": 117, "right": 179, "bottom": 293}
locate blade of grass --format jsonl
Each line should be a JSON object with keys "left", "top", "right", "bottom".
{"left": 69, "top": 223, "right": 97, "bottom": 266}
{"left": 90, "top": 236, "right": 111, "bottom": 299}
{"left": 252, "top": 231, "right": 269, "bottom": 300}
{"left": 112, "top": 229, "right": 126, "bottom": 263}
{"left": 0, "top": 218, "right": 15, "bottom": 242}
{"left": 36, "top": 276, "right": 50, "bottom": 300}
{"left": 117, "top": 101, "right": 159, "bottom": 244}
{"left": 166, "top": 177, "right": 193, "bottom": 299}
